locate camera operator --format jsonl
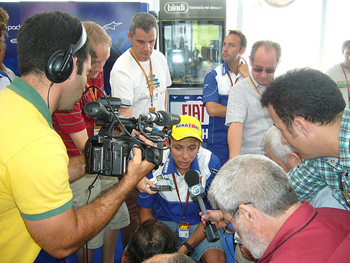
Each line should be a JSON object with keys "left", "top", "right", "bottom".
{"left": 0, "top": 11, "right": 155, "bottom": 263}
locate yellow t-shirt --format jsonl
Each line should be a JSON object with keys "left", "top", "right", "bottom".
{"left": 0, "top": 78, "right": 73, "bottom": 263}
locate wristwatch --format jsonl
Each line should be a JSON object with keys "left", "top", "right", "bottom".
{"left": 181, "top": 241, "right": 195, "bottom": 256}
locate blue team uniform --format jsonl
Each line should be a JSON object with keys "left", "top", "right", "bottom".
{"left": 203, "top": 62, "right": 244, "bottom": 165}
{"left": 137, "top": 147, "right": 224, "bottom": 260}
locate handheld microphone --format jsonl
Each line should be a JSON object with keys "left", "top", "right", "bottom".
{"left": 184, "top": 170, "right": 221, "bottom": 242}
{"left": 140, "top": 111, "right": 181, "bottom": 126}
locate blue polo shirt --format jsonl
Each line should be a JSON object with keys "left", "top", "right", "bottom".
{"left": 203, "top": 62, "right": 244, "bottom": 145}
{"left": 137, "top": 147, "right": 220, "bottom": 225}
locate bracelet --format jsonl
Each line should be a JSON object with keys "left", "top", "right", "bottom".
{"left": 181, "top": 241, "right": 195, "bottom": 256}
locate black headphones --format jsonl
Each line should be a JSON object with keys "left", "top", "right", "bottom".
{"left": 45, "top": 23, "right": 87, "bottom": 83}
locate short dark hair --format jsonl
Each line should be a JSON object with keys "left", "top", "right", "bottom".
{"left": 342, "top": 40, "right": 350, "bottom": 54}
{"left": 125, "top": 219, "right": 178, "bottom": 263}
{"left": 17, "top": 11, "right": 90, "bottom": 77}
{"left": 129, "top": 12, "right": 157, "bottom": 37}
{"left": 227, "top": 30, "right": 247, "bottom": 50}
{"left": 260, "top": 68, "right": 345, "bottom": 133}
{"left": 250, "top": 40, "right": 281, "bottom": 64}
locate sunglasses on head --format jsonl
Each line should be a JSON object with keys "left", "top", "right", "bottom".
{"left": 253, "top": 67, "right": 276, "bottom": 74}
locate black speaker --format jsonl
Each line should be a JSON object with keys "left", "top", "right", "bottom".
{"left": 45, "top": 23, "right": 87, "bottom": 83}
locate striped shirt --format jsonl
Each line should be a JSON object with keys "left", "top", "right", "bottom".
{"left": 225, "top": 74, "right": 272, "bottom": 155}
{"left": 52, "top": 72, "right": 104, "bottom": 157}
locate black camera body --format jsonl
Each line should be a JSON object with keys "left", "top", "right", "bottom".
{"left": 85, "top": 134, "right": 129, "bottom": 176}
{"left": 85, "top": 133, "right": 165, "bottom": 176}
{"left": 84, "top": 97, "right": 176, "bottom": 176}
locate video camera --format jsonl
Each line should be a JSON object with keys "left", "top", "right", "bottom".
{"left": 83, "top": 96, "right": 180, "bottom": 177}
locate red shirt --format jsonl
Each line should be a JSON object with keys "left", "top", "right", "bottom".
{"left": 52, "top": 72, "right": 104, "bottom": 157}
{"left": 258, "top": 201, "right": 350, "bottom": 263}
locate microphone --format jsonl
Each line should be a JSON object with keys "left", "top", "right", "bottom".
{"left": 184, "top": 170, "right": 221, "bottom": 242}
{"left": 140, "top": 111, "right": 181, "bottom": 126}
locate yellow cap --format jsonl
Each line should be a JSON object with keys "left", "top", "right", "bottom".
{"left": 171, "top": 115, "right": 203, "bottom": 143}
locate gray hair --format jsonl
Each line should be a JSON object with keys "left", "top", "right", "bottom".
{"left": 262, "top": 126, "right": 293, "bottom": 166}
{"left": 208, "top": 154, "right": 299, "bottom": 218}
{"left": 142, "top": 253, "right": 196, "bottom": 263}
{"left": 129, "top": 12, "right": 157, "bottom": 37}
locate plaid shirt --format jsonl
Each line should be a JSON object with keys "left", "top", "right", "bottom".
{"left": 288, "top": 109, "right": 350, "bottom": 210}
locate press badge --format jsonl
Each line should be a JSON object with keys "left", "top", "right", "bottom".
{"left": 153, "top": 87, "right": 159, "bottom": 101}
{"left": 179, "top": 221, "right": 190, "bottom": 238}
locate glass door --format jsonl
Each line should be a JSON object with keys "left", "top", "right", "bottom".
{"left": 161, "top": 20, "right": 224, "bottom": 87}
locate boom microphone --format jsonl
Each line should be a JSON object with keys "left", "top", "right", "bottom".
{"left": 140, "top": 111, "right": 181, "bottom": 126}
{"left": 184, "top": 170, "right": 221, "bottom": 242}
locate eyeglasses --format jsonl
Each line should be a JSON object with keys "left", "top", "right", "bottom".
{"left": 231, "top": 202, "right": 253, "bottom": 222}
{"left": 222, "top": 203, "right": 253, "bottom": 262}
{"left": 253, "top": 66, "right": 276, "bottom": 74}
{"left": 222, "top": 202, "right": 252, "bottom": 231}
{"left": 223, "top": 215, "right": 233, "bottom": 226}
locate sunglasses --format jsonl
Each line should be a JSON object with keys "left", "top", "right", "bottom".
{"left": 253, "top": 67, "right": 276, "bottom": 74}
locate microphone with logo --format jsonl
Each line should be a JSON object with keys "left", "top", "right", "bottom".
{"left": 184, "top": 170, "right": 221, "bottom": 242}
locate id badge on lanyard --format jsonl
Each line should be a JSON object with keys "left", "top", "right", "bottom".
{"left": 172, "top": 173, "right": 191, "bottom": 238}
{"left": 179, "top": 221, "right": 190, "bottom": 238}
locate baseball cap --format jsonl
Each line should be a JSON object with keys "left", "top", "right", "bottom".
{"left": 170, "top": 115, "right": 203, "bottom": 143}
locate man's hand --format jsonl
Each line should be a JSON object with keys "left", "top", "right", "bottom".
{"left": 238, "top": 56, "right": 249, "bottom": 78}
{"left": 200, "top": 210, "right": 227, "bottom": 230}
{"left": 125, "top": 135, "right": 156, "bottom": 183}
{"left": 240, "top": 244, "right": 258, "bottom": 262}
{"left": 136, "top": 177, "right": 157, "bottom": 194}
